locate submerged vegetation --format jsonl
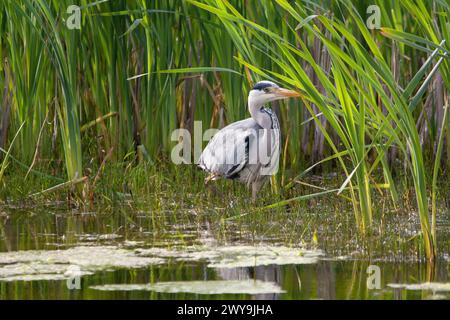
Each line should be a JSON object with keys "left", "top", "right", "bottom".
{"left": 0, "top": 0, "right": 449, "bottom": 263}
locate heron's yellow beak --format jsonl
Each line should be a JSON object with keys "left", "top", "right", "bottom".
{"left": 274, "top": 88, "right": 301, "bottom": 98}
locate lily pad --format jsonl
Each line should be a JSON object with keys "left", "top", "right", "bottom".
{"left": 90, "top": 280, "right": 285, "bottom": 294}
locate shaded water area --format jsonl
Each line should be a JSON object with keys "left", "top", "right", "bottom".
{"left": 0, "top": 202, "right": 448, "bottom": 300}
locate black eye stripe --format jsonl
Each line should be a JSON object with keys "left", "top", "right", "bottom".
{"left": 252, "top": 82, "right": 274, "bottom": 91}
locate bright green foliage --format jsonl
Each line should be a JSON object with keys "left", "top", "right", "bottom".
{"left": 0, "top": 0, "right": 448, "bottom": 261}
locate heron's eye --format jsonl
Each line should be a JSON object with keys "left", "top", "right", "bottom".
{"left": 263, "top": 88, "right": 271, "bottom": 93}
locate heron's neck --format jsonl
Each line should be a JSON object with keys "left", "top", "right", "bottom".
{"left": 248, "top": 98, "right": 272, "bottom": 129}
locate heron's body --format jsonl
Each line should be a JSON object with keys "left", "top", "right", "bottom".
{"left": 198, "top": 81, "right": 299, "bottom": 200}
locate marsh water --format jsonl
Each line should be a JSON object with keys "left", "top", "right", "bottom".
{"left": 0, "top": 203, "right": 448, "bottom": 300}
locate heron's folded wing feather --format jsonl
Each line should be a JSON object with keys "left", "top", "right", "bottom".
{"left": 199, "top": 118, "right": 258, "bottom": 178}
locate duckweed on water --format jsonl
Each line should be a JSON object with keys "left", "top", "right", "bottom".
{"left": 136, "top": 245, "right": 322, "bottom": 268}
{"left": 0, "top": 245, "right": 321, "bottom": 282}
{"left": 387, "top": 282, "right": 450, "bottom": 292}
{"left": 0, "top": 246, "right": 165, "bottom": 281}
{"left": 90, "top": 280, "right": 285, "bottom": 295}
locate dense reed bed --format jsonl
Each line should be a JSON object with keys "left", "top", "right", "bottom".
{"left": 0, "top": 0, "right": 448, "bottom": 261}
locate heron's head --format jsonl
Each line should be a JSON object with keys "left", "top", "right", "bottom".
{"left": 248, "top": 81, "right": 301, "bottom": 107}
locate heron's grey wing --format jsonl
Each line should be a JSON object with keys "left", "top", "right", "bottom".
{"left": 199, "top": 118, "right": 259, "bottom": 179}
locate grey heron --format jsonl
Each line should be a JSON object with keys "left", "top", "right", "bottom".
{"left": 198, "top": 81, "right": 300, "bottom": 201}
